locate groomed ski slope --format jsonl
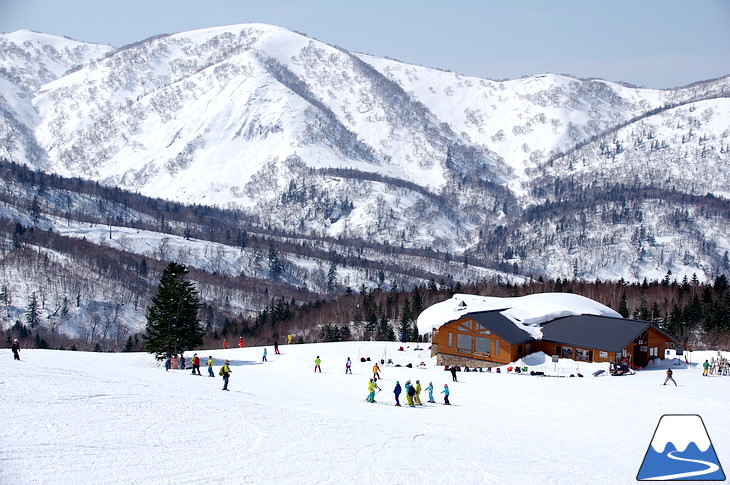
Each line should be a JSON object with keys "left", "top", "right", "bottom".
{"left": 1, "top": 341, "right": 728, "bottom": 485}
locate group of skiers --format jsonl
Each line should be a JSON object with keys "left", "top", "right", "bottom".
{"left": 388, "top": 379, "right": 450, "bottom": 406}
{"left": 703, "top": 358, "right": 729, "bottom": 376}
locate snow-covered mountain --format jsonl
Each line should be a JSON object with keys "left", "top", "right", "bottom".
{"left": 1, "top": 24, "right": 729, "bottom": 283}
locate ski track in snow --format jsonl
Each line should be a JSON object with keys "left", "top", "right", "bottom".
{"left": 1, "top": 344, "right": 728, "bottom": 485}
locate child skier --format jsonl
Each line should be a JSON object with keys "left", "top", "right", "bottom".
{"left": 314, "top": 356, "right": 322, "bottom": 372}
{"left": 663, "top": 368, "right": 677, "bottom": 386}
{"left": 393, "top": 381, "right": 402, "bottom": 406}
{"left": 441, "top": 384, "right": 451, "bottom": 405}
{"left": 207, "top": 356, "right": 215, "bottom": 377}
{"left": 372, "top": 362, "right": 381, "bottom": 379}
{"left": 345, "top": 357, "right": 352, "bottom": 374}
{"left": 164, "top": 356, "right": 171, "bottom": 371}
{"left": 405, "top": 380, "right": 416, "bottom": 407}
{"left": 426, "top": 381, "right": 435, "bottom": 402}
{"left": 219, "top": 360, "right": 232, "bottom": 391}
{"left": 262, "top": 348, "right": 267, "bottom": 362}
{"left": 367, "top": 378, "right": 380, "bottom": 403}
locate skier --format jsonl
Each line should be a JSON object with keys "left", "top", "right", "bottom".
{"left": 414, "top": 380, "right": 423, "bottom": 405}
{"left": 441, "top": 384, "right": 451, "bottom": 405}
{"left": 345, "top": 357, "right": 352, "bottom": 374}
{"left": 207, "top": 356, "right": 215, "bottom": 377}
{"left": 11, "top": 338, "right": 20, "bottom": 360}
{"left": 262, "top": 348, "right": 267, "bottom": 362}
{"left": 372, "top": 362, "right": 381, "bottom": 379}
{"left": 367, "top": 378, "right": 380, "bottom": 403}
{"left": 426, "top": 381, "right": 435, "bottom": 402}
{"left": 239, "top": 336, "right": 244, "bottom": 348}
{"left": 164, "top": 356, "right": 171, "bottom": 371}
{"left": 191, "top": 353, "right": 201, "bottom": 375}
{"left": 663, "top": 368, "right": 677, "bottom": 386}
{"left": 703, "top": 359, "right": 710, "bottom": 376}
{"left": 274, "top": 340, "right": 280, "bottom": 355}
{"left": 393, "top": 381, "right": 402, "bottom": 406}
{"left": 223, "top": 338, "right": 228, "bottom": 349}
{"left": 405, "top": 380, "right": 416, "bottom": 407}
{"left": 179, "top": 355, "right": 186, "bottom": 370}
{"left": 219, "top": 360, "right": 232, "bottom": 391}
{"left": 450, "top": 365, "right": 458, "bottom": 382}
{"left": 287, "top": 334, "right": 292, "bottom": 344}
{"left": 314, "top": 356, "right": 322, "bottom": 373}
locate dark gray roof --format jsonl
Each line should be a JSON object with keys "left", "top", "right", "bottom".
{"left": 459, "top": 310, "right": 535, "bottom": 345}
{"left": 540, "top": 314, "right": 677, "bottom": 352}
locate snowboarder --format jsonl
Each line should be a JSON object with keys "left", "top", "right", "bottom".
{"left": 287, "top": 334, "right": 292, "bottom": 344}
{"left": 345, "top": 357, "right": 352, "bottom": 374}
{"left": 314, "top": 356, "right": 322, "bottom": 373}
{"left": 191, "top": 353, "right": 201, "bottom": 375}
{"left": 414, "top": 380, "right": 423, "bottom": 405}
{"left": 262, "top": 348, "right": 267, "bottom": 362}
{"left": 703, "top": 359, "right": 710, "bottom": 376}
{"left": 426, "top": 381, "right": 435, "bottom": 402}
{"left": 393, "top": 381, "right": 402, "bottom": 406}
{"left": 223, "top": 338, "right": 228, "bottom": 349}
{"left": 372, "top": 362, "right": 381, "bottom": 379}
{"left": 450, "top": 365, "right": 458, "bottom": 382}
{"left": 367, "top": 378, "right": 380, "bottom": 403}
{"left": 274, "top": 340, "right": 280, "bottom": 355}
{"left": 207, "top": 356, "right": 215, "bottom": 377}
{"left": 663, "top": 368, "right": 677, "bottom": 386}
{"left": 11, "top": 338, "right": 20, "bottom": 360}
{"left": 405, "top": 380, "right": 416, "bottom": 407}
{"left": 441, "top": 384, "right": 451, "bottom": 405}
{"left": 239, "top": 336, "right": 244, "bottom": 348}
{"left": 164, "top": 356, "right": 171, "bottom": 371}
{"left": 219, "top": 360, "right": 231, "bottom": 390}
{"left": 179, "top": 355, "right": 186, "bottom": 370}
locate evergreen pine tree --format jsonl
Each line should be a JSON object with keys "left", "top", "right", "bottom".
{"left": 143, "top": 262, "right": 203, "bottom": 359}
{"left": 25, "top": 292, "right": 41, "bottom": 329}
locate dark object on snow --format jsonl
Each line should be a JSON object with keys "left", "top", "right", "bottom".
{"left": 530, "top": 371, "right": 545, "bottom": 376}
{"left": 496, "top": 367, "right": 501, "bottom": 373}
{"left": 592, "top": 369, "right": 605, "bottom": 377}
{"left": 577, "top": 373, "right": 583, "bottom": 377}
{"left": 406, "top": 363, "right": 413, "bottom": 368}
{"left": 610, "top": 363, "right": 635, "bottom": 376}
{"left": 360, "top": 357, "right": 366, "bottom": 362}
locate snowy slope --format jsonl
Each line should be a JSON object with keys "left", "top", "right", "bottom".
{"left": 1, "top": 341, "right": 728, "bottom": 485}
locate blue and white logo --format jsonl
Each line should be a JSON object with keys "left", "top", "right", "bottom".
{"left": 637, "top": 414, "right": 725, "bottom": 481}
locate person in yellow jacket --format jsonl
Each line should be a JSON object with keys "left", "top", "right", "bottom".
{"left": 414, "top": 380, "right": 423, "bottom": 405}
{"left": 367, "top": 378, "right": 380, "bottom": 403}
{"left": 219, "top": 360, "right": 232, "bottom": 391}
{"left": 206, "top": 356, "right": 215, "bottom": 377}
{"left": 372, "top": 363, "right": 381, "bottom": 379}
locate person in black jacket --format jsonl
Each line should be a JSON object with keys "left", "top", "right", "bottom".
{"left": 11, "top": 339, "right": 20, "bottom": 360}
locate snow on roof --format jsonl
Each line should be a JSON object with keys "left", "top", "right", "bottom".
{"left": 417, "top": 293, "right": 622, "bottom": 340}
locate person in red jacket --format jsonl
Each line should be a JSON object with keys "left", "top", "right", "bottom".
{"left": 191, "top": 353, "right": 201, "bottom": 375}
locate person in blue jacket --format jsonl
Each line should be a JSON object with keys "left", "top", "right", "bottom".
{"left": 426, "top": 381, "right": 435, "bottom": 402}
{"left": 393, "top": 381, "right": 402, "bottom": 406}
{"left": 441, "top": 384, "right": 451, "bottom": 405}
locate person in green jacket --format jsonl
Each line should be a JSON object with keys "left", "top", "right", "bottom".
{"left": 314, "top": 356, "right": 322, "bottom": 373}
{"left": 367, "top": 378, "right": 380, "bottom": 403}
{"left": 703, "top": 359, "right": 710, "bottom": 376}
{"left": 219, "top": 360, "right": 232, "bottom": 390}
{"left": 207, "top": 356, "right": 215, "bottom": 377}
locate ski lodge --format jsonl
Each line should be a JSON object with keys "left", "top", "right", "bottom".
{"left": 420, "top": 293, "right": 679, "bottom": 369}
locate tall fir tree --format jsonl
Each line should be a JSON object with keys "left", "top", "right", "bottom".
{"left": 143, "top": 262, "right": 203, "bottom": 359}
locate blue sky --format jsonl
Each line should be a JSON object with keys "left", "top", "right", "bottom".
{"left": 1, "top": 0, "right": 728, "bottom": 89}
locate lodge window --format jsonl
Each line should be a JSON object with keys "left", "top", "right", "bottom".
{"left": 560, "top": 346, "right": 573, "bottom": 359}
{"left": 494, "top": 339, "right": 500, "bottom": 355}
{"left": 475, "top": 337, "right": 491, "bottom": 354}
{"left": 457, "top": 333, "right": 472, "bottom": 352}
{"left": 650, "top": 347, "right": 658, "bottom": 357}
{"left": 575, "top": 348, "right": 589, "bottom": 361}
{"left": 447, "top": 332, "right": 453, "bottom": 348}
